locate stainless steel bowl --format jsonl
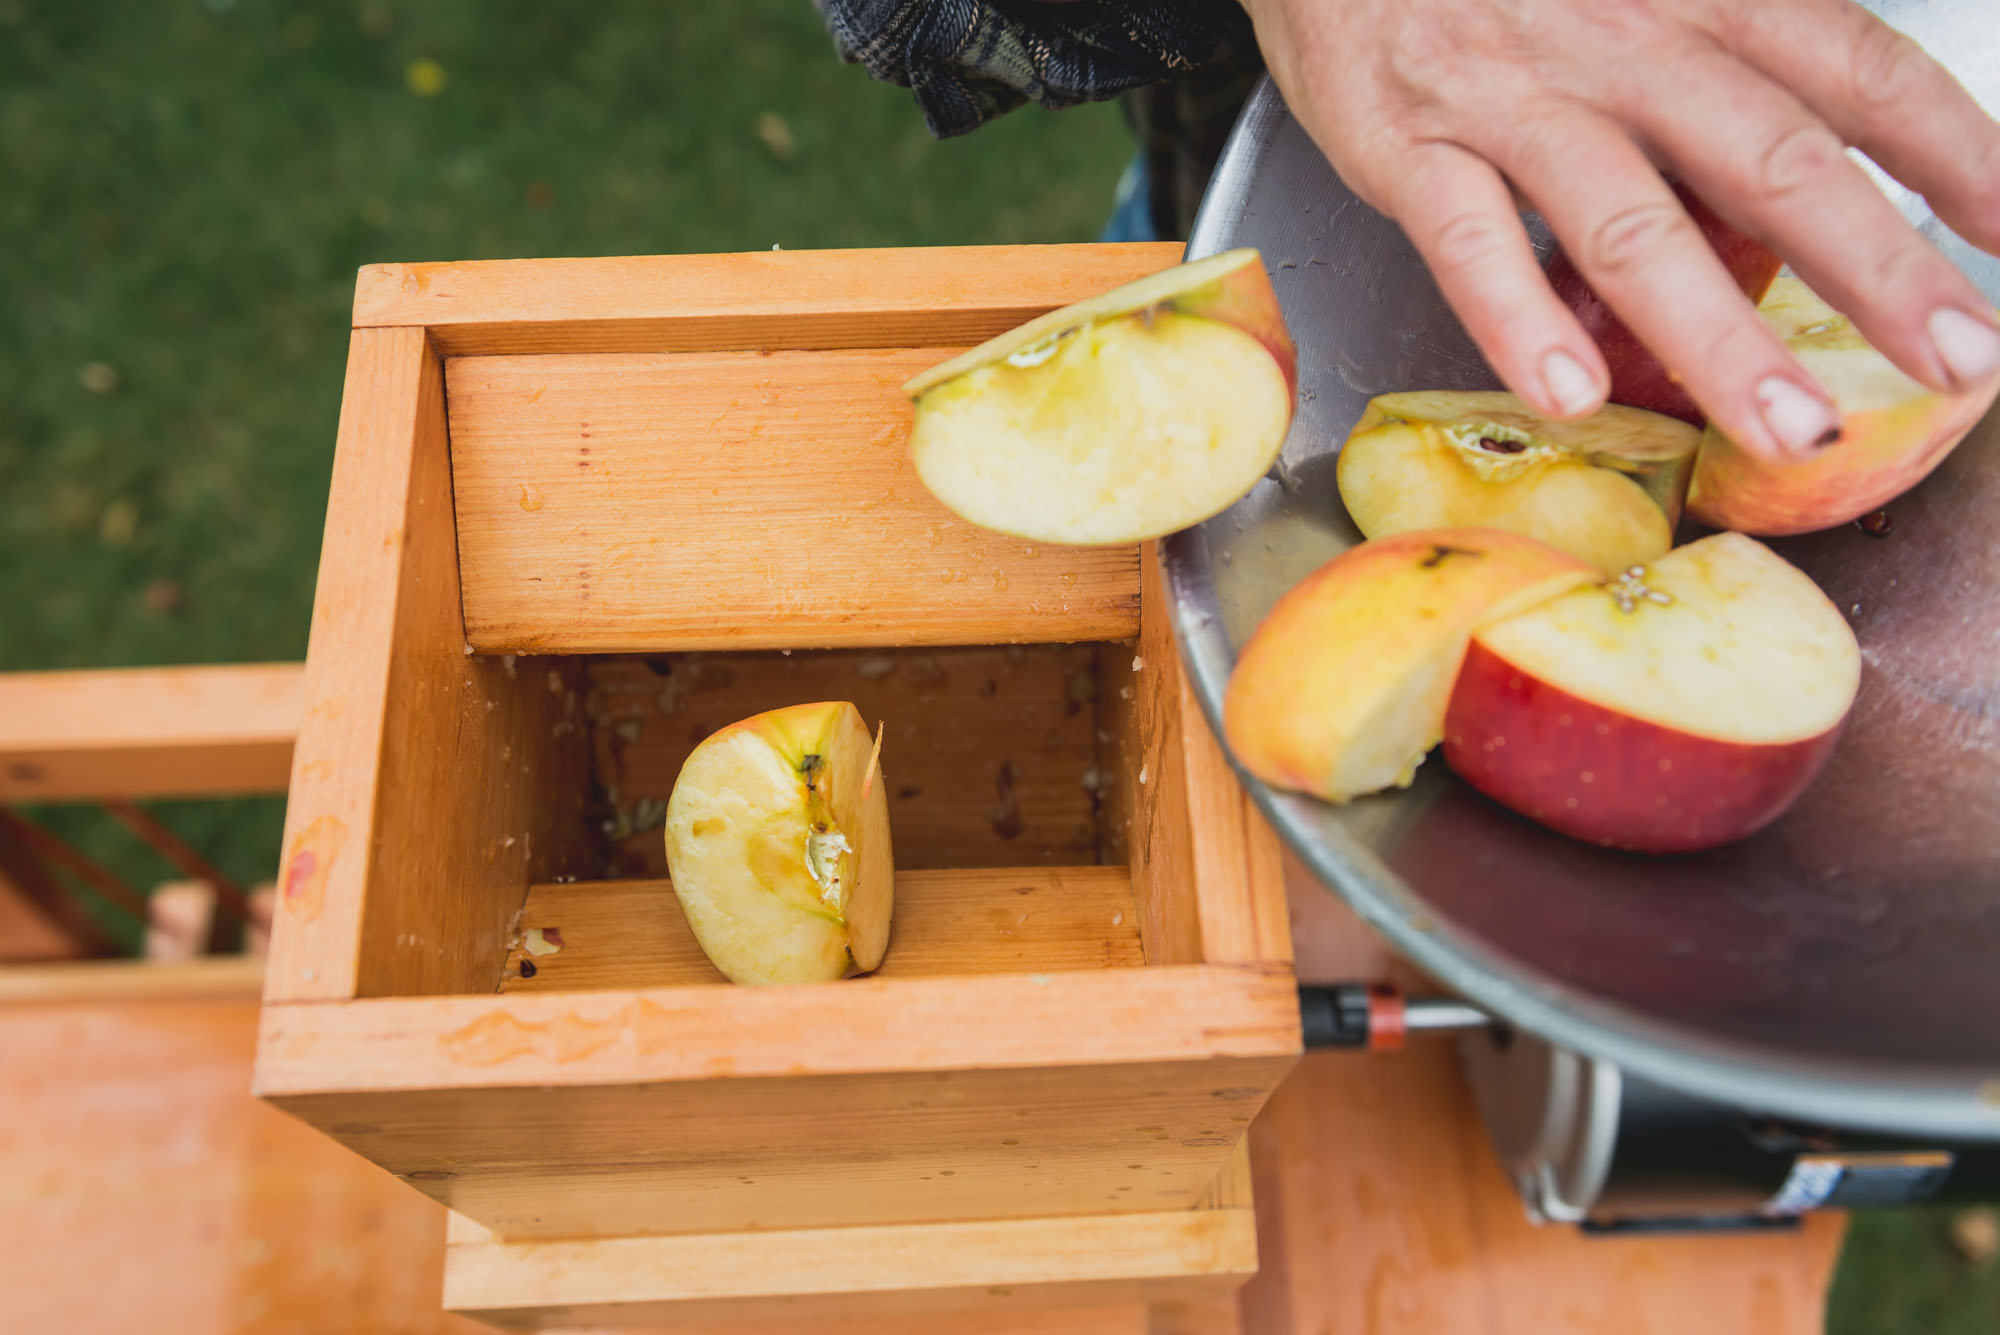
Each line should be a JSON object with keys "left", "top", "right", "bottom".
{"left": 1170, "top": 0, "right": 2000, "bottom": 1139}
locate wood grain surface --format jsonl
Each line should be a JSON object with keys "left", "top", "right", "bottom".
{"left": 353, "top": 243, "right": 1182, "bottom": 357}
{"left": 265, "top": 328, "right": 597, "bottom": 1004}
{"left": 584, "top": 646, "right": 1115, "bottom": 875}
{"left": 0, "top": 662, "right": 302, "bottom": 802}
{"left": 442, "top": 1149, "right": 1255, "bottom": 1330}
{"left": 498, "top": 868, "right": 1142, "bottom": 992}
{"left": 443, "top": 349, "right": 1140, "bottom": 653}
{"left": 256, "top": 963, "right": 1296, "bottom": 1240}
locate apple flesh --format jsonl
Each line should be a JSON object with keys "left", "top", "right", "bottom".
{"left": 663, "top": 701, "right": 893, "bottom": 984}
{"left": 1547, "top": 182, "right": 1782, "bottom": 425}
{"left": 1686, "top": 276, "right": 2000, "bottom": 535}
{"left": 905, "top": 248, "right": 1296, "bottom": 545}
{"left": 1224, "top": 528, "right": 1596, "bottom": 803}
{"left": 1443, "top": 532, "right": 1860, "bottom": 853}
{"left": 1336, "top": 391, "right": 1697, "bottom": 574}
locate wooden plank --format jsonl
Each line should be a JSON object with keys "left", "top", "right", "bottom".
{"left": 0, "top": 662, "right": 302, "bottom": 802}
{"left": 0, "top": 954, "right": 266, "bottom": 1003}
{"left": 1115, "top": 550, "right": 1203, "bottom": 967}
{"left": 443, "top": 1203, "right": 1253, "bottom": 1330}
{"left": 586, "top": 647, "right": 1110, "bottom": 876}
{"left": 267, "top": 327, "right": 597, "bottom": 1004}
{"left": 352, "top": 244, "right": 1184, "bottom": 357}
{"left": 499, "top": 868, "right": 1143, "bottom": 993}
{"left": 443, "top": 349, "right": 1140, "bottom": 653}
{"left": 256, "top": 964, "right": 1296, "bottom": 1240}
{"left": 0, "top": 990, "right": 489, "bottom": 1335}
{"left": 1234, "top": 852, "right": 1845, "bottom": 1335}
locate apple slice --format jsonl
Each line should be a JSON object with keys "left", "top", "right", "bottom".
{"left": 1224, "top": 528, "right": 1596, "bottom": 803}
{"left": 663, "top": 701, "right": 893, "bottom": 984}
{"left": 1547, "top": 182, "right": 1783, "bottom": 425}
{"left": 905, "top": 249, "right": 1296, "bottom": 545}
{"left": 1686, "top": 276, "right": 2000, "bottom": 535}
{"left": 1336, "top": 391, "right": 1697, "bottom": 574}
{"left": 1443, "top": 532, "right": 1860, "bottom": 854}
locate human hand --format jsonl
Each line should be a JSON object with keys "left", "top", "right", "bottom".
{"left": 1237, "top": 0, "right": 2000, "bottom": 460}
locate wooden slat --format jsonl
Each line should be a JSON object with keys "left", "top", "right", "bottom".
{"left": 0, "top": 816, "right": 117, "bottom": 958}
{"left": 259, "top": 964, "right": 1295, "bottom": 1093}
{"left": 1115, "top": 553, "right": 1203, "bottom": 967}
{"left": 352, "top": 244, "right": 1183, "bottom": 357}
{"left": 0, "top": 955, "right": 266, "bottom": 1003}
{"left": 256, "top": 964, "right": 1295, "bottom": 1240}
{"left": 1234, "top": 853, "right": 1846, "bottom": 1335}
{"left": 443, "top": 1196, "right": 1253, "bottom": 1330}
{"left": 443, "top": 349, "right": 1141, "bottom": 653}
{"left": 587, "top": 647, "right": 1109, "bottom": 876}
{"left": 267, "top": 328, "right": 597, "bottom": 1004}
{"left": 0, "top": 871, "right": 96, "bottom": 961}
{"left": 499, "top": 868, "right": 1143, "bottom": 993}
{"left": 0, "top": 663, "right": 302, "bottom": 802}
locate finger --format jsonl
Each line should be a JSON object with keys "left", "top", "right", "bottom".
{"left": 1378, "top": 141, "right": 1610, "bottom": 419}
{"left": 1491, "top": 106, "right": 1838, "bottom": 461}
{"left": 1632, "top": 43, "right": 2000, "bottom": 396}
{"left": 1721, "top": 0, "right": 2000, "bottom": 257}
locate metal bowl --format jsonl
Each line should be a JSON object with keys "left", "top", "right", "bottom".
{"left": 1169, "top": 0, "right": 2000, "bottom": 1139}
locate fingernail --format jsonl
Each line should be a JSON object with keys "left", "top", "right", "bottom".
{"left": 1541, "top": 348, "right": 1601, "bottom": 417}
{"left": 1755, "top": 376, "right": 1842, "bottom": 459}
{"left": 1928, "top": 307, "right": 2000, "bottom": 387}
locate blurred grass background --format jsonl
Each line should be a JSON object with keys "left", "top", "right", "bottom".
{"left": 0, "top": 1, "right": 1992, "bottom": 1328}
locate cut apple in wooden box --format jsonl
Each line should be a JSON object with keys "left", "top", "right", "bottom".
{"left": 1336, "top": 391, "right": 1697, "bottom": 573}
{"left": 664, "top": 701, "right": 892, "bottom": 985}
{"left": 254, "top": 243, "right": 1299, "bottom": 1330}
{"left": 906, "top": 248, "right": 1297, "bottom": 545}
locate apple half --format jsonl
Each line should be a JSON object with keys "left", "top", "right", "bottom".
{"left": 1548, "top": 182, "right": 1783, "bottom": 425}
{"left": 1686, "top": 276, "right": 2000, "bottom": 535}
{"left": 905, "top": 249, "right": 1297, "bottom": 545}
{"left": 1336, "top": 391, "right": 1698, "bottom": 574}
{"left": 1224, "top": 528, "right": 1596, "bottom": 803}
{"left": 1443, "top": 532, "right": 1860, "bottom": 854}
{"left": 663, "top": 701, "right": 893, "bottom": 984}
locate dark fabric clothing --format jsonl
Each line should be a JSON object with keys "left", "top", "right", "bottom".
{"left": 812, "top": 0, "right": 1263, "bottom": 239}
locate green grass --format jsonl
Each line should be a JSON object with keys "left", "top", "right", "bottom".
{"left": 2, "top": 1, "right": 1995, "bottom": 1326}
{"left": 0, "top": 0, "right": 1131, "bottom": 942}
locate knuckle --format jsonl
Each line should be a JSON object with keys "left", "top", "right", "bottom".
{"left": 1859, "top": 240, "right": 1931, "bottom": 303}
{"left": 1846, "top": 22, "right": 1928, "bottom": 117}
{"left": 1582, "top": 200, "right": 1697, "bottom": 279}
{"left": 1426, "top": 208, "right": 1517, "bottom": 275}
{"left": 1755, "top": 120, "right": 1847, "bottom": 198}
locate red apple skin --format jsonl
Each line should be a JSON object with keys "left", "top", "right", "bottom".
{"left": 1546, "top": 183, "right": 1781, "bottom": 425}
{"left": 1443, "top": 640, "right": 1845, "bottom": 854}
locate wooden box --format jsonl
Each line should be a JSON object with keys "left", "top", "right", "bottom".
{"left": 252, "top": 244, "right": 1300, "bottom": 1326}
